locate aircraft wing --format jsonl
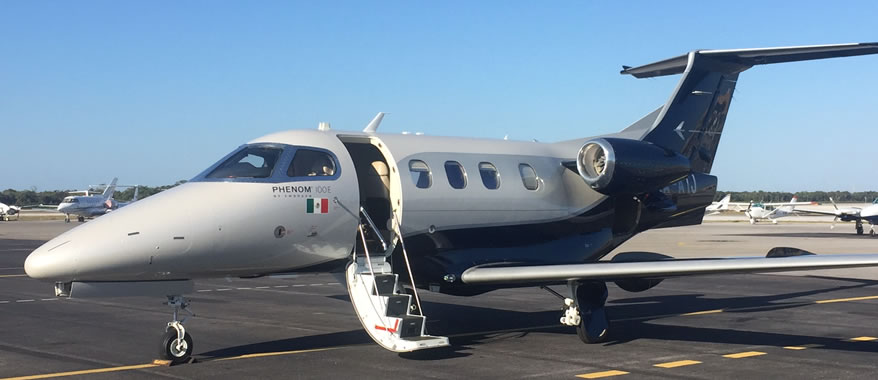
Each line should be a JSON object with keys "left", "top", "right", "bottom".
{"left": 726, "top": 202, "right": 751, "bottom": 211}
{"left": 21, "top": 204, "right": 59, "bottom": 209}
{"left": 461, "top": 252, "right": 878, "bottom": 285}
{"left": 763, "top": 201, "right": 816, "bottom": 206}
{"left": 794, "top": 208, "right": 843, "bottom": 217}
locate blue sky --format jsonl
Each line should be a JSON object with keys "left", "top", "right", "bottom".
{"left": 1, "top": 1, "right": 876, "bottom": 192}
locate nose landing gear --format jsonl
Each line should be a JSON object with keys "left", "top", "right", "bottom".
{"left": 158, "top": 295, "right": 195, "bottom": 364}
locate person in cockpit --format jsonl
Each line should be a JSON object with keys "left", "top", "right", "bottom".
{"left": 308, "top": 155, "right": 336, "bottom": 176}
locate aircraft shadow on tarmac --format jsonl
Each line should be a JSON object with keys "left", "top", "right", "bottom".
{"left": 198, "top": 276, "right": 878, "bottom": 361}
{"left": 723, "top": 232, "right": 876, "bottom": 239}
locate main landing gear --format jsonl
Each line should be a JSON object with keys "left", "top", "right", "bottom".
{"left": 158, "top": 295, "right": 195, "bottom": 364}
{"left": 545, "top": 281, "right": 610, "bottom": 344}
{"left": 856, "top": 220, "right": 864, "bottom": 235}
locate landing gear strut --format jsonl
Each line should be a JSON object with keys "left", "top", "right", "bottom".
{"left": 158, "top": 295, "right": 195, "bottom": 364}
{"left": 65, "top": 214, "right": 70, "bottom": 223}
{"left": 549, "top": 281, "right": 610, "bottom": 344}
{"left": 856, "top": 220, "right": 864, "bottom": 235}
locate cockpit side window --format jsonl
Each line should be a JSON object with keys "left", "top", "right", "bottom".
{"left": 288, "top": 149, "right": 337, "bottom": 177}
{"left": 409, "top": 160, "right": 431, "bottom": 189}
{"left": 206, "top": 146, "right": 282, "bottom": 179}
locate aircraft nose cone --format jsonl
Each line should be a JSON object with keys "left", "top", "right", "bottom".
{"left": 25, "top": 240, "right": 77, "bottom": 281}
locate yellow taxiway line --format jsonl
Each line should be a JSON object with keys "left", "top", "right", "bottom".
{"left": 653, "top": 360, "right": 701, "bottom": 368}
{"left": 576, "top": 370, "right": 629, "bottom": 378}
{"left": 1, "top": 364, "right": 159, "bottom": 380}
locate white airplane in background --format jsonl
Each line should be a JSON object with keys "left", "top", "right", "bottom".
{"left": 704, "top": 194, "right": 731, "bottom": 215}
{"left": 729, "top": 196, "right": 815, "bottom": 224}
{"left": 0, "top": 202, "right": 21, "bottom": 221}
{"left": 23, "top": 43, "right": 878, "bottom": 365}
{"left": 797, "top": 197, "right": 878, "bottom": 236}
{"left": 55, "top": 179, "right": 140, "bottom": 222}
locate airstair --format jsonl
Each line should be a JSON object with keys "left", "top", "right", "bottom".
{"left": 345, "top": 208, "right": 449, "bottom": 352}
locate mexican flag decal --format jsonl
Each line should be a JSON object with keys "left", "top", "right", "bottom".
{"left": 307, "top": 198, "right": 329, "bottom": 214}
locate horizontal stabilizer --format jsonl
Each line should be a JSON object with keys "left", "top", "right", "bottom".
{"left": 461, "top": 253, "right": 878, "bottom": 285}
{"left": 621, "top": 42, "right": 878, "bottom": 78}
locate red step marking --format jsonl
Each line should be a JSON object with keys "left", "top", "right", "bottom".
{"left": 375, "top": 319, "right": 400, "bottom": 333}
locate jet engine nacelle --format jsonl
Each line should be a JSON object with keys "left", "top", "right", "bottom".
{"left": 576, "top": 138, "right": 691, "bottom": 195}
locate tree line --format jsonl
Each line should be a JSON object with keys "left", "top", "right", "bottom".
{"left": 0, "top": 181, "right": 187, "bottom": 207}
{"left": 715, "top": 191, "right": 878, "bottom": 203}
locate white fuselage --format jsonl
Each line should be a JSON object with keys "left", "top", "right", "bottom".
{"left": 25, "top": 129, "right": 618, "bottom": 282}
{"left": 57, "top": 196, "right": 110, "bottom": 217}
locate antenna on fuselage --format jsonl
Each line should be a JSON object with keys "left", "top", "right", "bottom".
{"left": 318, "top": 122, "right": 331, "bottom": 131}
{"left": 363, "top": 112, "right": 385, "bottom": 133}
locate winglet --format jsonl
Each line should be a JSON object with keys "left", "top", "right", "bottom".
{"left": 363, "top": 112, "right": 386, "bottom": 133}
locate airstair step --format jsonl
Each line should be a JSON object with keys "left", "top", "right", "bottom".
{"left": 372, "top": 274, "right": 396, "bottom": 296}
{"left": 398, "top": 315, "right": 425, "bottom": 338}
{"left": 385, "top": 294, "right": 412, "bottom": 317}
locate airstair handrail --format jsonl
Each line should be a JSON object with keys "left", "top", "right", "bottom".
{"left": 391, "top": 213, "right": 423, "bottom": 316}
{"left": 359, "top": 206, "right": 387, "bottom": 252}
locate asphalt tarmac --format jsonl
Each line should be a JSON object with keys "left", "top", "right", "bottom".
{"left": 2, "top": 221, "right": 878, "bottom": 379}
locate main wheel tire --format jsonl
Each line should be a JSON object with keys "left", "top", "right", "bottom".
{"left": 574, "top": 282, "right": 610, "bottom": 344}
{"left": 857, "top": 227, "right": 864, "bottom": 235}
{"left": 576, "top": 307, "right": 609, "bottom": 344}
{"left": 159, "top": 329, "right": 194, "bottom": 364}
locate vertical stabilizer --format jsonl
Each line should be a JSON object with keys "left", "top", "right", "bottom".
{"left": 620, "top": 43, "right": 878, "bottom": 174}
{"left": 102, "top": 178, "right": 118, "bottom": 200}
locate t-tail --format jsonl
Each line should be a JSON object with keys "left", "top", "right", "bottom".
{"left": 101, "top": 178, "right": 118, "bottom": 201}
{"left": 574, "top": 43, "right": 878, "bottom": 230}
{"left": 616, "top": 42, "right": 878, "bottom": 173}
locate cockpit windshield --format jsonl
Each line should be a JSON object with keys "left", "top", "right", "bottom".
{"left": 62, "top": 197, "right": 78, "bottom": 204}
{"left": 206, "top": 146, "right": 283, "bottom": 179}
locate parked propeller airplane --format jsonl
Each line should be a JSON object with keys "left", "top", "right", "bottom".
{"left": 0, "top": 202, "right": 21, "bottom": 221}
{"left": 24, "top": 42, "right": 878, "bottom": 364}
{"left": 798, "top": 197, "right": 878, "bottom": 236}
{"left": 728, "top": 196, "right": 815, "bottom": 224}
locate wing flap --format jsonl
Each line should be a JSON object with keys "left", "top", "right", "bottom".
{"left": 461, "top": 254, "right": 878, "bottom": 285}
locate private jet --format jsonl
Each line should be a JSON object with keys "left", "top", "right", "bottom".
{"left": 24, "top": 42, "right": 878, "bottom": 364}
{"left": 54, "top": 179, "right": 140, "bottom": 222}
{"left": 704, "top": 194, "right": 731, "bottom": 215}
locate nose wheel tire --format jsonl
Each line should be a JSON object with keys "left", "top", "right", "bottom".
{"left": 159, "top": 329, "right": 193, "bottom": 364}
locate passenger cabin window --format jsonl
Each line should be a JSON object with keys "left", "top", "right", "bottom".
{"left": 519, "top": 164, "right": 539, "bottom": 190}
{"left": 409, "top": 160, "right": 432, "bottom": 189}
{"left": 207, "top": 146, "right": 282, "bottom": 179}
{"left": 287, "top": 149, "right": 337, "bottom": 177}
{"left": 479, "top": 162, "right": 500, "bottom": 189}
{"left": 445, "top": 161, "right": 466, "bottom": 189}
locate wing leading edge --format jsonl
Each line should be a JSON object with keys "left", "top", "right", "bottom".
{"left": 461, "top": 253, "right": 878, "bottom": 285}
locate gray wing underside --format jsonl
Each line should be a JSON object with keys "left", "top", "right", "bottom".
{"left": 460, "top": 254, "right": 878, "bottom": 285}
